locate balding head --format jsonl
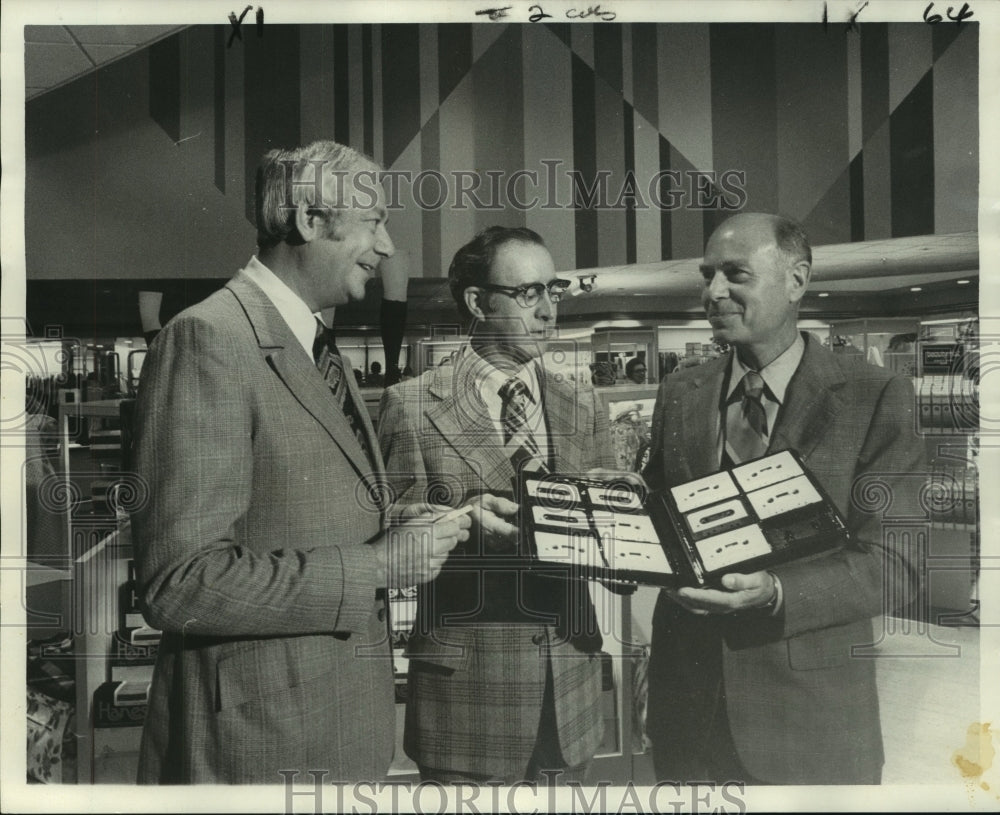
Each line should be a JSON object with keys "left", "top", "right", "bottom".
{"left": 699, "top": 213, "right": 812, "bottom": 368}
{"left": 707, "top": 213, "right": 811, "bottom": 267}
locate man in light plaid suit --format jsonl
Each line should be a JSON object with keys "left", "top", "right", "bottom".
{"left": 378, "top": 226, "right": 627, "bottom": 784}
{"left": 131, "top": 141, "right": 471, "bottom": 783}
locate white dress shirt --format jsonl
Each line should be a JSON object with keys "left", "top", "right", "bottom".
{"left": 720, "top": 333, "right": 806, "bottom": 466}
{"left": 463, "top": 345, "right": 551, "bottom": 462}
{"left": 718, "top": 333, "right": 805, "bottom": 612}
{"left": 242, "top": 255, "right": 322, "bottom": 360}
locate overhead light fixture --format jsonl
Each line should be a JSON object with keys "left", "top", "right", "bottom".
{"left": 817, "top": 292, "right": 829, "bottom": 298}
{"left": 957, "top": 279, "right": 971, "bottom": 285}
{"left": 578, "top": 274, "right": 596, "bottom": 293}
{"left": 910, "top": 287, "right": 922, "bottom": 292}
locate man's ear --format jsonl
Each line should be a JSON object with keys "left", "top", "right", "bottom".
{"left": 294, "top": 202, "right": 327, "bottom": 243}
{"left": 464, "top": 287, "right": 486, "bottom": 320}
{"left": 787, "top": 260, "right": 811, "bottom": 305}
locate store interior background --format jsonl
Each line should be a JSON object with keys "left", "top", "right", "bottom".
{"left": 20, "top": 21, "right": 981, "bottom": 786}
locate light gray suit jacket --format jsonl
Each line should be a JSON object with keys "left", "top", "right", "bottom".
{"left": 131, "top": 271, "right": 395, "bottom": 783}
{"left": 644, "top": 332, "right": 927, "bottom": 784}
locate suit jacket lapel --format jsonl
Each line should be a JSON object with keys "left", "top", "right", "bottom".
{"left": 423, "top": 354, "right": 516, "bottom": 490}
{"left": 769, "top": 333, "right": 845, "bottom": 464}
{"left": 542, "top": 370, "right": 588, "bottom": 473}
{"left": 680, "top": 357, "right": 728, "bottom": 479}
{"left": 227, "top": 273, "right": 379, "bottom": 484}
{"left": 341, "top": 357, "right": 385, "bottom": 483}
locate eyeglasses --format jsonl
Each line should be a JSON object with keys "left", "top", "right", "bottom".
{"left": 475, "top": 279, "right": 572, "bottom": 308}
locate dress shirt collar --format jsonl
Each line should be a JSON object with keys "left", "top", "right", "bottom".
{"left": 725, "top": 332, "right": 806, "bottom": 405}
{"left": 474, "top": 348, "right": 542, "bottom": 410}
{"left": 242, "top": 255, "right": 320, "bottom": 359}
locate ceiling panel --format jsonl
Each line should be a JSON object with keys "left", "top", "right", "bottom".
{"left": 24, "top": 24, "right": 186, "bottom": 100}
{"left": 24, "top": 41, "right": 93, "bottom": 89}
{"left": 69, "top": 25, "right": 181, "bottom": 45}
{"left": 24, "top": 26, "right": 75, "bottom": 43}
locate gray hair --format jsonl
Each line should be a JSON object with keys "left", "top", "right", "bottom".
{"left": 254, "top": 140, "right": 377, "bottom": 249}
{"left": 773, "top": 215, "right": 812, "bottom": 266}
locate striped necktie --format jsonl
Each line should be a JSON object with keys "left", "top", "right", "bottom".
{"left": 726, "top": 370, "right": 769, "bottom": 463}
{"left": 499, "top": 377, "right": 549, "bottom": 475}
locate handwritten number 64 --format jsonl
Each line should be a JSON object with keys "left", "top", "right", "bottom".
{"left": 923, "top": 2, "right": 974, "bottom": 24}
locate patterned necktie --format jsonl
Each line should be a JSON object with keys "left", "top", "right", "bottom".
{"left": 498, "top": 377, "right": 549, "bottom": 475}
{"left": 313, "top": 321, "right": 345, "bottom": 405}
{"left": 313, "top": 320, "right": 374, "bottom": 467}
{"left": 727, "top": 370, "right": 769, "bottom": 463}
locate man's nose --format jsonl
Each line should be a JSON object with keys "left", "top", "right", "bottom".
{"left": 705, "top": 270, "right": 729, "bottom": 300}
{"left": 375, "top": 224, "right": 395, "bottom": 258}
{"left": 535, "top": 290, "right": 554, "bottom": 321}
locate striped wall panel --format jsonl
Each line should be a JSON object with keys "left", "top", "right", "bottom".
{"left": 125, "top": 21, "right": 975, "bottom": 278}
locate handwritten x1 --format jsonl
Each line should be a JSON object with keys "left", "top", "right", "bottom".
{"left": 228, "top": 6, "right": 264, "bottom": 48}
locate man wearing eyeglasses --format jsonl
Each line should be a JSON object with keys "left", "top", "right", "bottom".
{"left": 378, "top": 225, "right": 617, "bottom": 784}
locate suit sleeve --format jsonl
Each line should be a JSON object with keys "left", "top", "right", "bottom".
{"left": 772, "top": 374, "right": 927, "bottom": 639}
{"left": 641, "top": 378, "right": 671, "bottom": 493}
{"left": 132, "top": 315, "right": 380, "bottom": 638}
{"left": 377, "top": 385, "right": 434, "bottom": 506}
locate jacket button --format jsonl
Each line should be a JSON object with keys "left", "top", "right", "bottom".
{"left": 377, "top": 607, "right": 386, "bottom": 622}
{"left": 531, "top": 633, "right": 546, "bottom": 645}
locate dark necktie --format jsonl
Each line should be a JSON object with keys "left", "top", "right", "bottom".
{"left": 498, "top": 377, "right": 549, "bottom": 475}
{"left": 313, "top": 320, "right": 374, "bottom": 467}
{"left": 313, "top": 322, "right": 344, "bottom": 403}
{"left": 727, "top": 370, "right": 769, "bottom": 463}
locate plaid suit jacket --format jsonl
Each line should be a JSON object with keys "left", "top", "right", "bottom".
{"left": 377, "top": 348, "right": 615, "bottom": 778}
{"left": 643, "top": 332, "right": 926, "bottom": 784}
{"left": 131, "top": 271, "right": 395, "bottom": 783}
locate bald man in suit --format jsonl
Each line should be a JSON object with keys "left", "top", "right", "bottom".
{"left": 643, "top": 213, "right": 926, "bottom": 785}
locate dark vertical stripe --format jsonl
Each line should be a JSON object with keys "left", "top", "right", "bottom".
{"left": 594, "top": 25, "right": 622, "bottom": 92}
{"left": 472, "top": 27, "right": 525, "bottom": 232}
{"left": 149, "top": 34, "right": 181, "bottom": 142}
{"left": 333, "top": 25, "right": 350, "bottom": 144}
{"left": 773, "top": 23, "right": 850, "bottom": 241}
{"left": 572, "top": 54, "right": 598, "bottom": 269}
{"left": 890, "top": 71, "right": 934, "bottom": 237}
{"left": 631, "top": 24, "right": 658, "bottom": 127}
{"left": 658, "top": 135, "right": 672, "bottom": 260}
{"left": 710, "top": 24, "right": 778, "bottom": 214}
{"left": 243, "top": 26, "right": 302, "bottom": 223}
{"left": 623, "top": 102, "right": 636, "bottom": 264}
{"left": 860, "top": 23, "right": 889, "bottom": 143}
{"left": 932, "top": 19, "right": 965, "bottom": 60}
{"left": 214, "top": 26, "right": 226, "bottom": 193}
{"left": 850, "top": 151, "right": 865, "bottom": 241}
{"left": 362, "top": 24, "right": 374, "bottom": 156}
{"left": 438, "top": 24, "right": 472, "bottom": 104}
{"left": 421, "top": 110, "right": 441, "bottom": 277}
{"left": 547, "top": 23, "right": 572, "bottom": 49}
{"left": 703, "top": 192, "right": 723, "bottom": 239}
{"left": 381, "top": 25, "right": 421, "bottom": 167}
